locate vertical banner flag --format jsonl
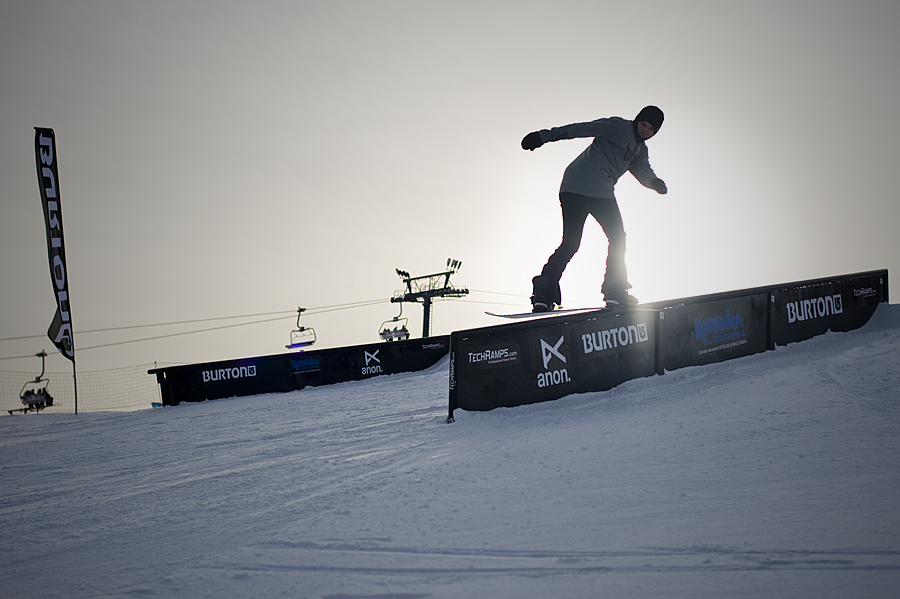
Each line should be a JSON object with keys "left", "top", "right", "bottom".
{"left": 34, "top": 128, "right": 75, "bottom": 362}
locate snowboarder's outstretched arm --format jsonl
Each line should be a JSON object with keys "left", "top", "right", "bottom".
{"left": 521, "top": 114, "right": 667, "bottom": 195}
{"left": 521, "top": 119, "right": 621, "bottom": 151}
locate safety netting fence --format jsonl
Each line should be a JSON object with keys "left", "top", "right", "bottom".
{"left": 1, "top": 364, "right": 181, "bottom": 414}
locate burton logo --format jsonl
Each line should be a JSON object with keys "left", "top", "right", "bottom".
{"left": 202, "top": 365, "right": 257, "bottom": 383}
{"left": 582, "top": 323, "right": 648, "bottom": 354}
{"left": 787, "top": 294, "right": 843, "bottom": 323}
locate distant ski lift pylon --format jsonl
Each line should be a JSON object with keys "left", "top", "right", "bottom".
{"left": 379, "top": 305, "right": 410, "bottom": 342}
{"left": 390, "top": 258, "right": 469, "bottom": 338}
{"left": 286, "top": 307, "right": 317, "bottom": 349}
{"left": 9, "top": 350, "right": 54, "bottom": 415}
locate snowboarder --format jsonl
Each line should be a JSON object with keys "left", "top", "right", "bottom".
{"left": 522, "top": 105, "right": 667, "bottom": 312}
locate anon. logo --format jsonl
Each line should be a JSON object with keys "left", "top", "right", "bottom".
{"left": 362, "top": 349, "right": 382, "bottom": 375}
{"left": 537, "top": 335, "right": 571, "bottom": 389}
{"left": 540, "top": 336, "right": 566, "bottom": 369}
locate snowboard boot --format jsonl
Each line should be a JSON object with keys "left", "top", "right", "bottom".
{"left": 603, "top": 289, "right": 638, "bottom": 308}
{"left": 531, "top": 276, "right": 553, "bottom": 312}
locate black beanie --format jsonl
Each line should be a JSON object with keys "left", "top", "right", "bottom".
{"left": 635, "top": 105, "right": 664, "bottom": 132}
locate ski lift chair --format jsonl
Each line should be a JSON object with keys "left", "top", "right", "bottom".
{"left": 286, "top": 307, "right": 317, "bottom": 349}
{"left": 379, "top": 306, "right": 410, "bottom": 342}
{"left": 9, "top": 350, "right": 54, "bottom": 415}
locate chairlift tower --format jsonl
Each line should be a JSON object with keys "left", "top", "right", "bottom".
{"left": 391, "top": 259, "right": 469, "bottom": 338}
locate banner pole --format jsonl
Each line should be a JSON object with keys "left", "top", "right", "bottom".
{"left": 73, "top": 361, "right": 78, "bottom": 414}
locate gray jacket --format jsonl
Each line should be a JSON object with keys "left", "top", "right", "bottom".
{"left": 537, "top": 117, "right": 658, "bottom": 199}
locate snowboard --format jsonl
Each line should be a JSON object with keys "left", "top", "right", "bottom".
{"left": 486, "top": 305, "right": 627, "bottom": 319}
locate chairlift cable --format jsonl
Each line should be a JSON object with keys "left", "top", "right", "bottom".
{"left": 0, "top": 299, "right": 388, "bottom": 341}
{"left": 1, "top": 289, "right": 523, "bottom": 359}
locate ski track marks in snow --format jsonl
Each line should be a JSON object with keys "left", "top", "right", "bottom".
{"left": 2, "top": 307, "right": 900, "bottom": 599}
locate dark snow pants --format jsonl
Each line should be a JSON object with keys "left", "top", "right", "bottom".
{"left": 539, "top": 192, "right": 628, "bottom": 305}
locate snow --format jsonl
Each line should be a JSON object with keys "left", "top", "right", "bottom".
{"left": 3, "top": 305, "right": 900, "bottom": 598}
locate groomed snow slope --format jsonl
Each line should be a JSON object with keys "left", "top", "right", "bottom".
{"left": 2, "top": 305, "right": 900, "bottom": 599}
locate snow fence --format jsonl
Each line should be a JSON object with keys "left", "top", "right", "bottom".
{"left": 448, "top": 270, "right": 889, "bottom": 421}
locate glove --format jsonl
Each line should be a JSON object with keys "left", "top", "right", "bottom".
{"left": 521, "top": 131, "right": 543, "bottom": 151}
{"left": 651, "top": 178, "right": 667, "bottom": 194}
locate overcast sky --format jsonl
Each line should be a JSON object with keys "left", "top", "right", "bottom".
{"left": 2, "top": 0, "right": 898, "bottom": 372}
